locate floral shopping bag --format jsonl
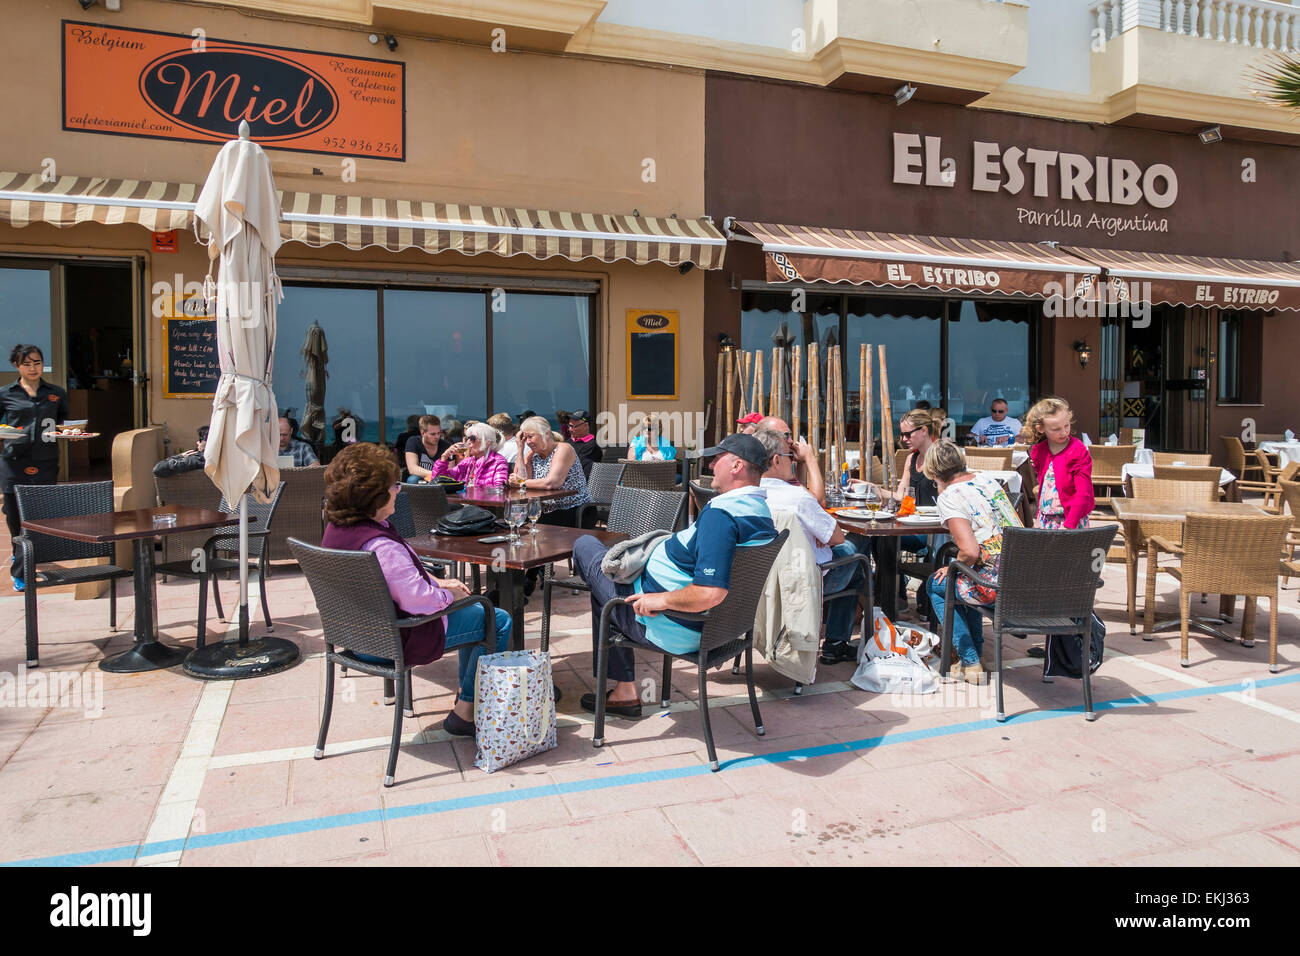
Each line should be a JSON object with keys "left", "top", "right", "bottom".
{"left": 473, "top": 650, "right": 557, "bottom": 773}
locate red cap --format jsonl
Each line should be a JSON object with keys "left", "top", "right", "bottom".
{"left": 736, "top": 412, "right": 763, "bottom": 425}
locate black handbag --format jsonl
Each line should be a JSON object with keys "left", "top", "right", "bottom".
{"left": 1042, "top": 613, "right": 1106, "bottom": 679}
{"left": 434, "top": 504, "right": 499, "bottom": 536}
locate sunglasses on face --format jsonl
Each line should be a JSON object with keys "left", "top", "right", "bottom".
{"left": 900, "top": 426, "right": 924, "bottom": 439}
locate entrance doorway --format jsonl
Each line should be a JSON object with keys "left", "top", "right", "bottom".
{"left": 64, "top": 264, "right": 137, "bottom": 477}
{"left": 1099, "top": 306, "right": 1210, "bottom": 453}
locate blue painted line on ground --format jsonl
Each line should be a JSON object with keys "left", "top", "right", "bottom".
{"left": 5, "top": 672, "right": 1298, "bottom": 867}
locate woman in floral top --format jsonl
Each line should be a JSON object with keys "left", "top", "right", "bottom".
{"left": 923, "top": 440, "right": 1023, "bottom": 683}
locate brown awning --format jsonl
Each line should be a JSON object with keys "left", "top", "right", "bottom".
{"left": 728, "top": 220, "right": 1098, "bottom": 298}
{"left": 1062, "top": 246, "right": 1300, "bottom": 311}
{"left": 0, "top": 171, "right": 727, "bottom": 270}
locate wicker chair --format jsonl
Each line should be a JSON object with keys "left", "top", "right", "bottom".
{"left": 618, "top": 459, "right": 679, "bottom": 491}
{"left": 1143, "top": 514, "right": 1292, "bottom": 671}
{"left": 688, "top": 476, "right": 717, "bottom": 515}
{"left": 153, "top": 484, "right": 285, "bottom": 646}
{"left": 401, "top": 482, "right": 449, "bottom": 533}
{"left": 14, "top": 481, "right": 133, "bottom": 668}
{"left": 1089, "top": 445, "right": 1135, "bottom": 510}
{"left": 154, "top": 470, "right": 222, "bottom": 566}
{"left": 965, "top": 448, "right": 1014, "bottom": 470}
{"left": 941, "top": 525, "right": 1117, "bottom": 721}
{"left": 1121, "top": 477, "right": 1217, "bottom": 633}
{"left": 1275, "top": 479, "right": 1300, "bottom": 558}
{"left": 577, "top": 461, "right": 624, "bottom": 528}
{"left": 1151, "top": 452, "right": 1211, "bottom": 466}
{"left": 1152, "top": 464, "right": 1221, "bottom": 485}
{"left": 592, "top": 530, "right": 788, "bottom": 771}
{"left": 1221, "top": 435, "right": 1267, "bottom": 484}
{"left": 893, "top": 448, "right": 910, "bottom": 480}
{"left": 265, "top": 466, "right": 326, "bottom": 561}
{"left": 541, "top": 486, "right": 686, "bottom": 649}
{"left": 289, "top": 537, "right": 497, "bottom": 787}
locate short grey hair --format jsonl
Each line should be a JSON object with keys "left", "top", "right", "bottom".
{"left": 519, "top": 415, "right": 554, "bottom": 441}
{"left": 751, "top": 427, "right": 784, "bottom": 465}
{"left": 465, "top": 421, "right": 499, "bottom": 452}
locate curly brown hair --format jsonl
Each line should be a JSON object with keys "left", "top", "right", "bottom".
{"left": 323, "top": 442, "right": 399, "bottom": 526}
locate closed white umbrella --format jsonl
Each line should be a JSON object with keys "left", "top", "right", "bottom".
{"left": 187, "top": 121, "right": 298, "bottom": 679}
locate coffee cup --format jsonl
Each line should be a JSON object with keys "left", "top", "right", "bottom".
{"left": 849, "top": 480, "right": 868, "bottom": 496}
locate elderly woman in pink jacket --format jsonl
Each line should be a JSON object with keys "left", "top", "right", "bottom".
{"left": 430, "top": 421, "right": 510, "bottom": 487}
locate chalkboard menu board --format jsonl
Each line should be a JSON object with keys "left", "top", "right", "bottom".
{"left": 163, "top": 317, "right": 221, "bottom": 398}
{"left": 626, "top": 309, "right": 679, "bottom": 400}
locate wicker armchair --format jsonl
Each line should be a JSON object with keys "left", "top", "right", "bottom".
{"left": 965, "top": 448, "right": 1014, "bottom": 470}
{"left": 941, "top": 525, "right": 1116, "bottom": 721}
{"left": 265, "top": 466, "right": 326, "bottom": 561}
{"left": 1120, "top": 477, "right": 1217, "bottom": 634}
{"left": 893, "top": 448, "right": 910, "bottom": 480}
{"left": 1143, "top": 514, "right": 1292, "bottom": 671}
{"left": 688, "top": 476, "right": 717, "bottom": 515}
{"left": 1151, "top": 452, "right": 1211, "bottom": 466}
{"left": 1089, "top": 445, "right": 1135, "bottom": 510}
{"left": 401, "top": 482, "right": 449, "bottom": 534}
{"left": 576, "top": 461, "right": 624, "bottom": 528}
{"left": 618, "top": 459, "right": 678, "bottom": 491}
{"left": 1221, "top": 436, "right": 1267, "bottom": 484}
{"left": 153, "top": 485, "right": 285, "bottom": 646}
{"left": 541, "top": 486, "right": 685, "bottom": 649}
{"left": 289, "top": 537, "right": 497, "bottom": 787}
{"left": 154, "top": 470, "right": 223, "bottom": 566}
{"left": 592, "top": 530, "right": 787, "bottom": 771}
{"left": 14, "top": 481, "right": 132, "bottom": 668}
{"left": 1255, "top": 458, "right": 1300, "bottom": 513}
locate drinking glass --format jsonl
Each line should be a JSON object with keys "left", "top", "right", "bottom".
{"left": 527, "top": 499, "right": 542, "bottom": 537}
{"left": 507, "top": 501, "right": 527, "bottom": 544}
{"left": 864, "top": 485, "right": 881, "bottom": 527}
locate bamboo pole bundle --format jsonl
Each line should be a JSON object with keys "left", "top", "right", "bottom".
{"left": 858, "top": 344, "right": 867, "bottom": 482}
{"left": 752, "top": 350, "right": 765, "bottom": 418}
{"left": 723, "top": 347, "right": 734, "bottom": 438}
{"left": 807, "top": 343, "right": 820, "bottom": 475}
{"left": 878, "top": 344, "right": 895, "bottom": 488}
{"left": 733, "top": 348, "right": 748, "bottom": 428}
{"left": 831, "top": 345, "right": 845, "bottom": 483}
{"left": 770, "top": 347, "right": 781, "bottom": 421}
{"left": 862, "top": 343, "right": 873, "bottom": 484}
{"left": 791, "top": 344, "right": 801, "bottom": 445}
{"left": 715, "top": 348, "right": 726, "bottom": 444}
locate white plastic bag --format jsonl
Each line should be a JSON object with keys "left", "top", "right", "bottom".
{"left": 850, "top": 609, "right": 940, "bottom": 694}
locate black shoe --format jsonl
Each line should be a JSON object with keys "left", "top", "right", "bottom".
{"left": 1026, "top": 645, "right": 1046, "bottom": 659}
{"left": 443, "top": 710, "right": 476, "bottom": 737}
{"left": 580, "top": 690, "right": 642, "bottom": 719}
{"left": 820, "top": 641, "right": 859, "bottom": 665}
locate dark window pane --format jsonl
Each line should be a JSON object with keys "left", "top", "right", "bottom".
{"left": 740, "top": 291, "right": 838, "bottom": 429}
{"left": 384, "top": 288, "right": 486, "bottom": 438}
{"left": 491, "top": 293, "right": 591, "bottom": 429}
{"left": 0, "top": 267, "right": 52, "bottom": 373}
{"left": 845, "top": 296, "right": 941, "bottom": 435}
{"left": 946, "top": 300, "right": 1032, "bottom": 427}
{"left": 277, "top": 285, "right": 379, "bottom": 443}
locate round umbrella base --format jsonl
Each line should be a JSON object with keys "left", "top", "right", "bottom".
{"left": 100, "top": 641, "right": 190, "bottom": 673}
{"left": 183, "top": 637, "right": 301, "bottom": 680}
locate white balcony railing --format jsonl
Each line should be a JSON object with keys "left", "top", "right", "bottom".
{"left": 1092, "top": 0, "right": 1300, "bottom": 51}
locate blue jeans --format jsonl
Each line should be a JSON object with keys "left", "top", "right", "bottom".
{"left": 823, "top": 541, "right": 869, "bottom": 646}
{"left": 405, "top": 474, "right": 429, "bottom": 484}
{"left": 926, "top": 573, "right": 984, "bottom": 665}
{"left": 354, "top": 604, "right": 511, "bottom": 702}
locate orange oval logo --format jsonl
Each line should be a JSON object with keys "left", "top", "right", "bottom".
{"left": 24, "top": 467, "right": 39, "bottom": 475}
{"left": 47, "top": 394, "right": 58, "bottom": 401}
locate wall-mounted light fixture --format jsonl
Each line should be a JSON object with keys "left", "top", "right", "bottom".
{"left": 894, "top": 83, "right": 917, "bottom": 106}
{"left": 1073, "top": 339, "right": 1093, "bottom": 369}
{"left": 1198, "top": 126, "right": 1223, "bottom": 144}
{"left": 384, "top": 34, "right": 399, "bottom": 52}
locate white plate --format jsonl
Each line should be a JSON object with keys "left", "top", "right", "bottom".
{"left": 914, "top": 505, "right": 938, "bottom": 515}
{"left": 837, "top": 507, "right": 891, "bottom": 521}
{"left": 897, "top": 514, "right": 940, "bottom": 525}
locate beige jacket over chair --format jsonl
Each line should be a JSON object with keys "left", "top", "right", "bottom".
{"left": 752, "top": 509, "right": 822, "bottom": 685}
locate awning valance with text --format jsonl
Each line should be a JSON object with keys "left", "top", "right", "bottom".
{"left": 1062, "top": 246, "right": 1300, "bottom": 311}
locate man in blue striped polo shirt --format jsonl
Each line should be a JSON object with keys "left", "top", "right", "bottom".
{"left": 574, "top": 433, "right": 777, "bottom": 719}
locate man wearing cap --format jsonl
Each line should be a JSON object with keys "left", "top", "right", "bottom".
{"left": 573, "top": 433, "right": 776, "bottom": 719}
{"left": 566, "top": 409, "right": 602, "bottom": 478}
{"left": 736, "top": 412, "right": 764, "bottom": 433}
{"left": 757, "top": 415, "right": 826, "bottom": 507}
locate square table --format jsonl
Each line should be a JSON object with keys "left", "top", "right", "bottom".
{"left": 408, "top": 524, "right": 626, "bottom": 651}
{"left": 1110, "top": 499, "right": 1265, "bottom": 637}
{"left": 21, "top": 505, "right": 241, "bottom": 672}
{"left": 833, "top": 512, "right": 947, "bottom": 621}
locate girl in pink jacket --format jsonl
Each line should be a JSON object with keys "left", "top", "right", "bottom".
{"left": 430, "top": 421, "right": 510, "bottom": 487}
{"left": 1023, "top": 397, "right": 1094, "bottom": 530}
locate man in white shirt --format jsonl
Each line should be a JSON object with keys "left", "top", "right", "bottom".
{"left": 753, "top": 427, "right": 870, "bottom": 664}
{"left": 969, "top": 398, "right": 1023, "bottom": 446}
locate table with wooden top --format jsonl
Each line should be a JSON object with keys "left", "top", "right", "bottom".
{"left": 21, "top": 505, "right": 241, "bottom": 673}
{"left": 409, "top": 524, "right": 625, "bottom": 651}
{"left": 832, "top": 512, "right": 947, "bottom": 621}
{"left": 1110, "top": 498, "right": 1265, "bottom": 637}
{"left": 447, "top": 486, "right": 573, "bottom": 511}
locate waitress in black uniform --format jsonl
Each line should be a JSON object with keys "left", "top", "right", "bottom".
{"left": 1, "top": 345, "right": 68, "bottom": 591}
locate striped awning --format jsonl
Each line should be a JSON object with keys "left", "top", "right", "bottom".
{"left": 0, "top": 171, "right": 726, "bottom": 270}
{"left": 1063, "top": 246, "right": 1300, "bottom": 311}
{"left": 729, "top": 220, "right": 1098, "bottom": 299}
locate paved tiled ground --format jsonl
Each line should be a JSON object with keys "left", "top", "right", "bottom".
{"left": 1, "top": 550, "right": 1298, "bottom": 866}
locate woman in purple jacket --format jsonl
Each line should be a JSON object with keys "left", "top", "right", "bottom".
{"left": 430, "top": 421, "right": 509, "bottom": 487}
{"left": 1022, "top": 397, "right": 1095, "bottom": 531}
{"left": 321, "top": 443, "right": 511, "bottom": 736}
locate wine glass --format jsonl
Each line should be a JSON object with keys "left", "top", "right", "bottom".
{"left": 864, "top": 485, "right": 881, "bottom": 528}
{"left": 527, "top": 498, "right": 542, "bottom": 537}
{"left": 506, "top": 500, "right": 528, "bottom": 545}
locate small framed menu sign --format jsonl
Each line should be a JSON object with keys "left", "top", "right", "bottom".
{"left": 626, "top": 309, "right": 678, "bottom": 400}
{"left": 163, "top": 313, "right": 221, "bottom": 398}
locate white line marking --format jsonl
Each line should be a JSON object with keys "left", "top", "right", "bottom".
{"left": 1105, "top": 648, "right": 1300, "bottom": 724}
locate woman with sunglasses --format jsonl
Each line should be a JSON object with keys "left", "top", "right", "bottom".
{"left": 1, "top": 345, "right": 69, "bottom": 592}
{"left": 870, "top": 408, "right": 942, "bottom": 616}
{"left": 320, "top": 443, "right": 511, "bottom": 737}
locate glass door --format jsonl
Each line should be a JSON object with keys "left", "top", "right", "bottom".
{"left": 1162, "top": 305, "right": 1212, "bottom": 453}
{"left": 0, "top": 262, "right": 60, "bottom": 387}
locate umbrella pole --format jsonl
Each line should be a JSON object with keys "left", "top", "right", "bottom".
{"left": 238, "top": 493, "right": 250, "bottom": 648}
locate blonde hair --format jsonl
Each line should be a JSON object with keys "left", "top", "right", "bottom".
{"left": 1019, "top": 397, "right": 1073, "bottom": 445}
{"left": 922, "top": 439, "right": 968, "bottom": 483}
{"left": 902, "top": 408, "right": 940, "bottom": 440}
{"left": 519, "top": 415, "right": 554, "bottom": 443}
{"left": 465, "top": 421, "right": 500, "bottom": 452}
